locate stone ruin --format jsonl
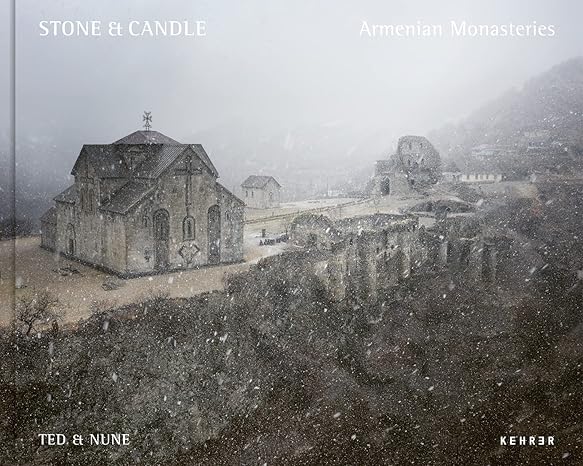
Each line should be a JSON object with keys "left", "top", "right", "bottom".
{"left": 371, "top": 135, "right": 442, "bottom": 196}
{"left": 286, "top": 211, "right": 508, "bottom": 304}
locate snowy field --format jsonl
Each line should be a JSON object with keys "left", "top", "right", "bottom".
{"left": 244, "top": 197, "right": 360, "bottom": 222}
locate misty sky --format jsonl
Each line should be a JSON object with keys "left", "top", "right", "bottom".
{"left": 2, "top": 0, "right": 583, "bottom": 179}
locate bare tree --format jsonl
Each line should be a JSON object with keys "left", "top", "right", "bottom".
{"left": 16, "top": 290, "right": 61, "bottom": 336}
{"left": 89, "top": 299, "right": 117, "bottom": 315}
{"left": 146, "top": 290, "right": 170, "bottom": 308}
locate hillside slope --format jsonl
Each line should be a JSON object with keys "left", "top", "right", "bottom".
{"left": 429, "top": 57, "right": 583, "bottom": 173}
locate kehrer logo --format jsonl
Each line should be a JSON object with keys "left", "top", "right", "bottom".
{"left": 500, "top": 436, "right": 555, "bottom": 446}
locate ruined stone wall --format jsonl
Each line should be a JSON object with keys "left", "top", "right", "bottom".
{"left": 285, "top": 212, "right": 503, "bottom": 305}
{"left": 431, "top": 215, "right": 505, "bottom": 284}
{"left": 289, "top": 213, "right": 341, "bottom": 250}
{"left": 388, "top": 172, "right": 413, "bottom": 196}
{"left": 335, "top": 221, "right": 424, "bottom": 303}
{"left": 371, "top": 135, "right": 442, "bottom": 196}
{"left": 396, "top": 135, "right": 441, "bottom": 184}
{"left": 284, "top": 213, "right": 429, "bottom": 304}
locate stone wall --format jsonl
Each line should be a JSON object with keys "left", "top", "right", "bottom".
{"left": 371, "top": 135, "right": 442, "bottom": 196}
{"left": 54, "top": 201, "right": 127, "bottom": 273}
{"left": 40, "top": 220, "right": 56, "bottom": 251}
{"left": 125, "top": 167, "right": 244, "bottom": 274}
{"left": 395, "top": 135, "right": 441, "bottom": 186}
{"left": 289, "top": 213, "right": 341, "bottom": 250}
{"left": 219, "top": 187, "right": 245, "bottom": 264}
{"left": 286, "top": 213, "right": 427, "bottom": 303}
{"left": 430, "top": 214, "right": 509, "bottom": 284}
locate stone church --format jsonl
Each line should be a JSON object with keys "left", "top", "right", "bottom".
{"left": 41, "top": 128, "right": 245, "bottom": 276}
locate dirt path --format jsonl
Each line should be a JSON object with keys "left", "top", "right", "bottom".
{"left": 1, "top": 229, "right": 289, "bottom": 325}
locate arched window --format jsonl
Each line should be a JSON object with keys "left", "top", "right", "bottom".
{"left": 183, "top": 216, "right": 195, "bottom": 240}
{"left": 87, "top": 188, "right": 94, "bottom": 212}
{"left": 142, "top": 215, "right": 150, "bottom": 227}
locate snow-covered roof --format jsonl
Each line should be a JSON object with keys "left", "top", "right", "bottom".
{"left": 241, "top": 175, "right": 281, "bottom": 189}
{"left": 40, "top": 206, "right": 57, "bottom": 224}
{"left": 113, "top": 130, "right": 180, "bottom": 145}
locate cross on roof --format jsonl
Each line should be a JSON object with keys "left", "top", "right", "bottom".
{"left": 142, "top": 111, "right": 152, "bottom": 131}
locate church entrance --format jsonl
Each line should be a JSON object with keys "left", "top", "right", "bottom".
{"left": 207, "top": 205, "right": 221, "bottom": 265}
{"left": 154, "top": 209, "right": 170, "bottom": 270}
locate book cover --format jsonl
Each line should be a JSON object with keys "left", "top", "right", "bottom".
{"left": 1, "top": 1, "right": 582, "bottom": 464}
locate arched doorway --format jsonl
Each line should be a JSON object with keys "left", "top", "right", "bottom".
{"left": 380, "top": 177, "right": 390, "bottom": 196}
{"left": 207, "top": 205, "right": 221, "bottom": 265}
{"left": 66, "top": 224, "right": 76, "bottom": 256}
{"left": 153, "top": 209, "right": 170, "bottom": 270}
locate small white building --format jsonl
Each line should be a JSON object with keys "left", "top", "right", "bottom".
{"left": 442, "top": 159, "right": 503, "bottom": 184}
{"left": 459, "top": 173, "right": 503, "bottom": 183}
{"left": 241, "top": 175, "right": 281, "bottom": 209}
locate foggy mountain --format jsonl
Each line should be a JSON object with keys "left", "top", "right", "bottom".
{"left": 191, "top": 121, "right": 399, "bottom": 199}
{"left": 429, "top": 56, "right": 583, "bottom": 159}
{"left": 199, "top": 57, "right": 583, "bottom": 193}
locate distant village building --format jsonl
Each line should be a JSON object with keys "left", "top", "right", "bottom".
{"left": 460, "top": 155, "right": 505, "bottom": 183}
{"left": 441, "top": 160, "right": 503, "bottom": 184}
{"left": 470, "top": 143, "right": 515, "bottom": 159}
{"left": 241, "top": 175, "right": 281, "bottom": 209}
{"left": 520, "top": 129, "right": 551, "bottom": 151}
{"left": 40, "top": 125, "right": 244, "bottom": 276}
{"left": 459, "top": 173, "right": 502, "bottom": 183}
{"left": 372, "top": 135, "right": 441, "bottom": 196}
